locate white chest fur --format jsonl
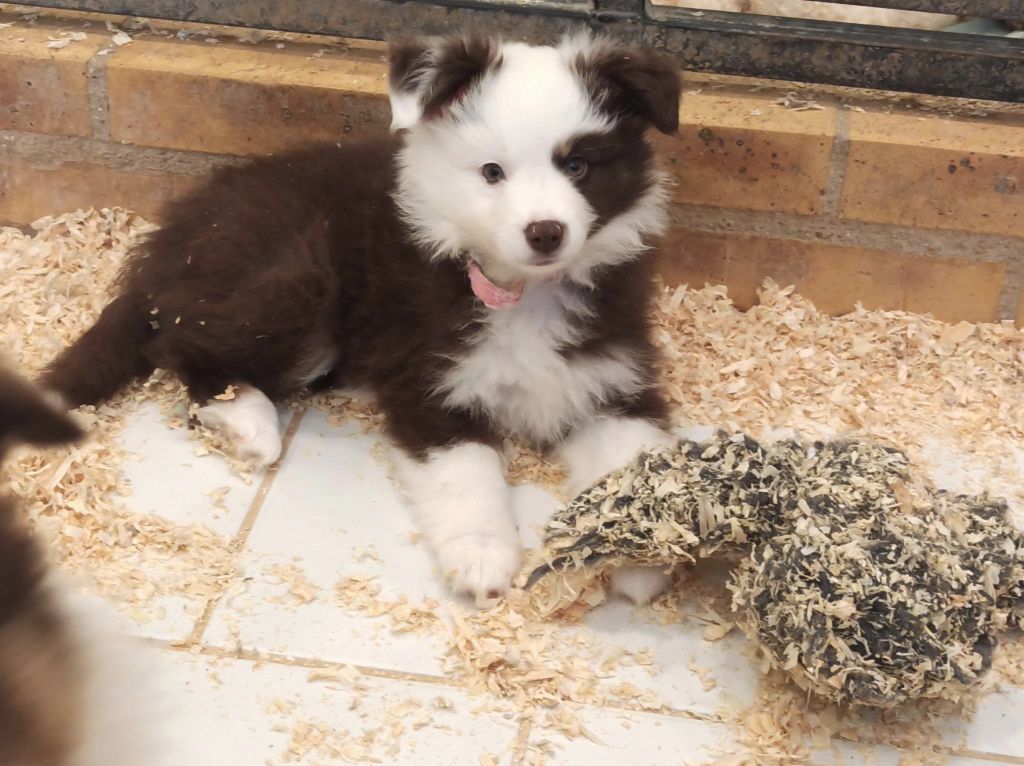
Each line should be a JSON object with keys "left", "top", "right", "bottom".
{"left": 437, "top": 283, "right": 642, "bottom": 444}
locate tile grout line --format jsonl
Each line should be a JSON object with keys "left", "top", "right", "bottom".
{"left": 162, "top": 638, "right": 726, "bottom": 723}
{"left": 162, "top": 640, "right": 462, "bottom": 688}
{"left": 148, "top": 642, "right": 1024, "bottom": 765}
{"left": 183, "top": 407, "right": 306, "bottom": 646}
{"left": 160, "top": 634, "right": 721, "bottom": 712}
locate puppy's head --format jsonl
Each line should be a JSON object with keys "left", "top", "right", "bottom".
{"left": 389, "top": 34, "right": 680, "bottom": 294}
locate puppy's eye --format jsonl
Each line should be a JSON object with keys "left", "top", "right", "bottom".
{"left": 481, "top": 163, "right": 505, "bottom": 184}
{"left": 565, "top": 157, "right": 588, "bottom": 180}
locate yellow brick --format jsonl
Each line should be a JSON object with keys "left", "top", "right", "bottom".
{"left": 841, "top": 111, "right": 1024, "bottom": 238}
{"left": 106, "top": 39, "right": 390, "bottom": 155}
{"left": 658, "top": 228, "right": 1004, "bottom": 323}
{"left": 0, "top": 157, "right": 195, "bottom": 224}
{"left": 0, "top": 26, "right": 107, "bottom": 136}
{"left": 657, "top": 93, "right": 836, "bottom": 216}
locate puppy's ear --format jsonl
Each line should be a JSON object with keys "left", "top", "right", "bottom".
{"left": 0, "top": 369, "right": 83, "bottom": 452}
{"left": 388, "top": 35, "right": 502, "bottom": 131}
{"left": 569, "top": 38, "right": 681, "bottom": 135}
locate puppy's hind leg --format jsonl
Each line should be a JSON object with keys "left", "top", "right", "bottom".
{"left": 195, "top": 385, "right": 283, "bottom": 469}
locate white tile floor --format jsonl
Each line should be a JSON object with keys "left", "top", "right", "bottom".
{"left": 96, "top": 401, "right": 1023, "bottom": 765}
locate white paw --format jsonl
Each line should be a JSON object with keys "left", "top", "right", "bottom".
{"left": 196, "top": 388, "right": 282, "bottom": 469}
{"left": 438, "top": 533, "right": 522, "bottom": 605}
{"left": 610, "top": 566, "right": 671, "bottom": 605}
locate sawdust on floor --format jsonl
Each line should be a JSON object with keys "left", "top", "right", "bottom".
{"left": 2, "top": 208, "right": 1022, "bottom": 764}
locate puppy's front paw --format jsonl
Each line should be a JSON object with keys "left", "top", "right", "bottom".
{"left": 438, "top": 533, "right": 522, "bottom": 605}
{"left": 196, "top": 396, "right": 282, "bottom": 469}
{"left": 610, "top": 565, "right": 671, "bottom": 605}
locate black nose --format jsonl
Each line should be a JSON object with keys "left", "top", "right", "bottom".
{"left": 524, "top": 220, "right": 565, "bottom": 256}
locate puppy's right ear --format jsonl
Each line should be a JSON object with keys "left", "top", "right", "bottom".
{"left": 388, "top": 35, "right": 501, "bottom": 131}
{"left": 0, "top": 369, "right": 83, "bottom": 453}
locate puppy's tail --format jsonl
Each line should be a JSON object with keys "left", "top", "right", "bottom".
{"left": 40, "top": 292, "right": 155, "bottom": 407}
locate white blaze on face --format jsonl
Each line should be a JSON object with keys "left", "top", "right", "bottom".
{"left": 396, "top": 42, "right": 613, "bottom": 285}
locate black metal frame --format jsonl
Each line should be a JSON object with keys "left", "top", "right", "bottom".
{"left": 12, "top": 0, "right": 1024, "bottom": 102}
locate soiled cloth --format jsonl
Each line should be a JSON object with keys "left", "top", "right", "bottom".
{"left": 530, "top": 435, "right": 1024, "bottom": 707}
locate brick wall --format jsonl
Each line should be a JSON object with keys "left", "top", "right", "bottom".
{"left": 2, "top": 6, "right": 1022, "bottom": 323}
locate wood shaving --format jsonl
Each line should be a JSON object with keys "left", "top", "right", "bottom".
{"left": 504, "top": 439, "right": 567, "bottom": 493}
{"left": 335, "top": 574, "right": 442, "bottom": 635}
{"left": 993, "top": 640, "right": 1024, "bottom": 687}
{"left": 264, "top": 563, "right": 320, "bottom": 606}
{"left": 213, "top": 385, "right": 238, "bottom": 401}
{"left": 307, "top": 665, "right": 368, "bottom": 689}
{"left": 444, "top": 588, "right": 666, "bottom": 729}
{"left": 308, "top": 390, "right": 385, "bottom": 432}
{"left": 774, "top": 92, "right": 826, "bottom": 111}
{"left": 45, "top": 31, "right": 85, "bottom": 48}
{"left": 271, "top": 692, "right": 453, "bottom": 763}
{"left": 688, "top": 659, "right": 719, "bottom": 691}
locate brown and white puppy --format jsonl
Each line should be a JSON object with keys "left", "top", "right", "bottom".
{"left": 42, "top": 35, "right": 681, "bottom": 604}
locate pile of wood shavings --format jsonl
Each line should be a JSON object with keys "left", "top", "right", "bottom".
{"left": 655, "top": 282, "right": 1024, "bottom": 525}
{"left": 335, "top": 574, "right": 443, "bottom": 635}
{"left": 0, "top": 208, "right": 239, "bottom": 616}
{"left": 445, "top": 588, "right": 665, "bottom": 715}
{"left": 6, "top": 208, "right": 1024, "bottom": 757}
{"left": 720, "top": 668, "right": 976, "bottom": 765}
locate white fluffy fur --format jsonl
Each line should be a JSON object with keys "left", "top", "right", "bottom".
{"left": 394, "top": 442, "right": 521, "bottom": 604}
{"left": 558, "top": 416, "right": 676, "bottom": 604}
{"left": 557, "top": 415, "right": 675, "bottom": 495}
{"left": 196, "top": 385, "right": 282, "bottom": 468}
{"left": 50, "top": 584, "right": 232, "bottom": 766}
{"left": 438, "top": 281, "right": 644, "bottom": 445}
{"left": 393, "top": 39, "right": 666, "bottom": 289}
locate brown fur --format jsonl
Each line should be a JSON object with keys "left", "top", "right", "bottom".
{"left": 388, "top": 35, "right": 503, "bottom": 120}
{"left": 572, "top": 43, "right": 681, "bottom": 135}
{"left": 42, "top": 36, "right": 681, "bottom": 459}
{"left": 559, "top": 118, "right": 660, "bottom": 227}
{"left": 0, "top": 369, "right": 85, "bottom": 766}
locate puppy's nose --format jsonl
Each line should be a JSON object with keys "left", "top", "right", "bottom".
{"left": 524, "top": 220, "right": 565, "bottom": 256}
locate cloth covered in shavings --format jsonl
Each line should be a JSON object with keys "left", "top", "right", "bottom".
{"left": 529, "top": 434, "right": 1024, "bottom": 708}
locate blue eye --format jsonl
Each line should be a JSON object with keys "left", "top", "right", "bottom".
{"left": 481, "top": 163, "right": 505, "bottom": 183}
{"left": 565, "top": 156, "right": 588, "bottom": 180}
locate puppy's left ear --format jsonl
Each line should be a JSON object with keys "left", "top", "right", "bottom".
{"left": 387, "top": 34, "right": 502, "bottom": 131}
{"left": 571, "top": 41, "right": 681, "bottom": 135}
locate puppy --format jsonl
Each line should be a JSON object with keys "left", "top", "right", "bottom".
{"left": 42, "top": 34, "right": 681, "bottom": 603}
